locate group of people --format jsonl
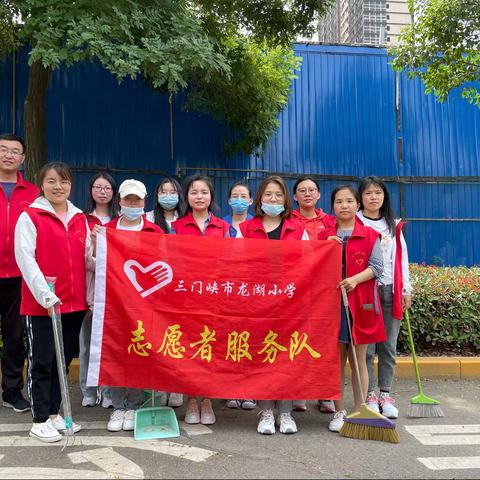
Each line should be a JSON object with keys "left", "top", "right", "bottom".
{"left": 0, "top": 132, "right": 411, "bottom": 443}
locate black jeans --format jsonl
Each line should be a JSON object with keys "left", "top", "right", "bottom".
{"left": 0, "top": 277, "right": 26, "bottom": 400}
{"left": 26, "top": 311, "right": 84, "bottom": 423}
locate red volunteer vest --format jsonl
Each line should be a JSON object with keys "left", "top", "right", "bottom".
{"left": 239, "top": 215, "right": 306, "bottom": 240}
{"left": 319, "top": 222, "right": 386, "bottom": 344}
{"left": 20, "top": 208, "right": 88, "bottom": 316}
{"left": 0, "top": 172, "right": 39, "bottom": 278}
{"left": 105, "top": 215, "right": 163, "bottom": 233}
{"left": 292, "top": 208, "right": 335, "bottom": 240}
{"left": 172, "top": 212, "right": 230, "bottom": 237}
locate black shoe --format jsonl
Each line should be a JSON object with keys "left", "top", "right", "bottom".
{"left": 3, "top": 392, "right": 31, "bottom": 413}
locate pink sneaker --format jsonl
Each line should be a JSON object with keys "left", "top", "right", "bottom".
{"left": 200, "top": 398, "right": 216, "bottom": 425}
{"left": 184, "top": 398, "right": 200, "bottom": 424}
{"left": 365, "top": 391, "right": 380, "bottom": 413}
{"left": 379, "top": 393, "right": 398, "bottom": 419}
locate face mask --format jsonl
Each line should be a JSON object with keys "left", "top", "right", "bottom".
{"left": 261, "top": 203, "right": 285, "bottom": 217}
{"left": 229, "top": 198, "right": 250, "bottom": 214}
{"left": 121, "top": 206, "right": 144, "bottom": 220}
{"left": 158, "top": 194, "right": 179, "bottom": 211}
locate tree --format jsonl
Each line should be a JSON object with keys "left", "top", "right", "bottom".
{"left": 391, "top": 0, "right": 480, "bottom": 108}
{"left": 1, "top": 0, "right": 332, "bottom": 180}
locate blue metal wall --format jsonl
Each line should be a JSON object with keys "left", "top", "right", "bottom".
{"left": 1, "top": 44, "right": 479, "bottom": 265}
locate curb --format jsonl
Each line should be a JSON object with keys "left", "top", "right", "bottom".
{"left": 63, "top": 357, "right": 480, "bottom": 382}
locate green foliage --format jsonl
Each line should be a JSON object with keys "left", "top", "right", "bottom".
{"left": 0, "top": 1, "right": 20, "bottom": 55}
{"left": 390, "top": 0, "right": 480, "bottom": 107}
{"left": 398, "top": 264, "right": 480, "bottom": 353}
{"left": 186, "top": 38, "right": 301, "bottom": 154}
{"left": 2, "top": 0, "right": 332, "bottom": 155}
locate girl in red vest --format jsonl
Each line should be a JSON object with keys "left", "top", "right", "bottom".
{"left": 357, "top": 176, "right": 412, "bottom": 419}
{"left": 104, "top": 179, "right": 163, "bottom": 434}
{"left": 146, "top": 177, "right": 186, "bottom": 408}
{"left": 172, "top": 175, "right": 230, "bottom": 426}
{"left": 318, "top": 185, "right": 385, "bottom": 434}
{"left": 14, "top": 162, "right": 93, "bottom": 443}
{"left": 80, "top": 173, "right": 118, "bottom": 410}
{"left": 237, "top": 175, "right": 308, "bottom": 435}
{"left": 291, "top": 175, "right": 335, "bottom": 414}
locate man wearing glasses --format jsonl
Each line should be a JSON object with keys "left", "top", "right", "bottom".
{"left": 0, "top": 133, "right": 39, "bottom": 413}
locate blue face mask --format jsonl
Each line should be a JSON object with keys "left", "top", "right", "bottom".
{"left": 229, "top": 198, "right": 250, "bottom": 214}
{"left": 261, "top": 203, "right": 285, "bottom": 217}
{"left": 158, "top": 194, "right": 179, "bottom": 211}
{"left": 121, "top": 206, "right": 144, "bottom": 220}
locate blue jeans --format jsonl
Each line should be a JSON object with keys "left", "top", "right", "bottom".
{"left": 366, "top": 285, "right": 401, "bottom": 393}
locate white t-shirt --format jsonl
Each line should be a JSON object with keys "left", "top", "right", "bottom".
{"left": 117, "top": 216, "right": 144, "bottom": 231}
{"left": 146, "top": 210, "right": 178, "bottom": 231}
{"left": 356, "top": 211, "right": 393, "bottom": 286}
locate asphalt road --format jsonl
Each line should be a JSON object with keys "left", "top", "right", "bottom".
{"left": 0, "top": 378, "right": 479, "bottom": 479}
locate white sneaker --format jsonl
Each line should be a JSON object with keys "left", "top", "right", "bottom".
{"left": 257, "top": 409, "right": 275, "bottom": 435}
{"left": 277, "top": 412, "right": 298, "bottom": 434}
{"left": 107, "top": 409, "right": 125, "bottom": 432}
{"left": 366, "top": 391, "right": 380, "bottom": 413}
{"left": 123, "top": 409, "right": 135, "bottom": 431}
{"left": 226, "top": 399, "right": 241, "bottom": 408}
{"left": 168, "top": 393, "right": 183, "bottom": 408}
{"left": 379, "top": 393, "right": 399, "bottom": 419}
{"left": 241, "top": 400, "right": 257, "bottom": 410}
{"left": 82, "top": 396, "right": 97, "bottom": 407}
{"left": 101, "top": 395, "right": 113, "bottom": 409}
{"left": 51, "top": 414, "right": 82, "bottom": 433}
{"left": 29, "top": 419, "right": 62, "bottom": 443}
{"left": 329, "top": 409, "right": 347, "bottom": 432}
{"left": 184, "top": 399, "right": 200, "bottom": 424}
{"left": 318, "top": 400, "right": 336, "bottom": 414}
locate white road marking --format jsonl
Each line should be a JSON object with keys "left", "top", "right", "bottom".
{"left": 178, "top": 421, "right": 213, "bottom": 436}
{"left": 406, "top": 425, "right": 480, "bottom": 435}
{"left": 0, "top": 436, "right": 216, "bottom": 462}
{"left": 0, "top": 455, "right": 3, "bottom": 461}
{"left": 418, "top": 456, "right": 480, "bottom": 470}
{"left": 405, "top": 424, "right": 480, "bottom": 445}
{"left": 69, "top": 447, "right": 143, "bottom": 479}
{"left": 0, "top": 467, "right": 111, "bottom": 478}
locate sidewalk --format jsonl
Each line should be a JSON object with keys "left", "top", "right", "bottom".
{"left": 65, "top": 357, "right": 480, "bottom": 381}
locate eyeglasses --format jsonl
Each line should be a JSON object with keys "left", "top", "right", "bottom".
{"left": 0, "top": 147, "right": 24, "bottom": 158}
{"left": 92, "top": 184, "right": 113, "bottom": 193}
{"left": 297, "top": 188, "right": 318, "bottom": 195}
{"left": 45, "top": 179, "right": 71, "bottom": 187}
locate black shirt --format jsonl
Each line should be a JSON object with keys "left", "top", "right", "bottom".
{"left": 267, "top": 220, "right": 284, "bottom": 240}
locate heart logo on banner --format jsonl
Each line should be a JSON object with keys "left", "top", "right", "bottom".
{"left": 355, "top": 258, "right": 364, "bottom": 266}
{"left": 123, "top": 260, "right": 173, "bottom": 298}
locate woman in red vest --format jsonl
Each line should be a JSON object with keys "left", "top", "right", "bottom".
{"left": 14, "top": 162, "right": 93, "bottom": 443}
{"left": 357, "top": 176, "right": 412, "bottom": 419}
{"left": 318, "top": 185, "right": 385, "bottom": 434}
{"left": 172, "top": 175, "right": 230, "bottom": 426}
{"left": 80, "top": 172, "right": 118, "bottom": 410}
{"left": 237, "top": 175, "right": 307, "bottom": 435}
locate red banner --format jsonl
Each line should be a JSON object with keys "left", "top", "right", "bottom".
{"left": 89, "top": 229, "right": 342, "bottom": 400}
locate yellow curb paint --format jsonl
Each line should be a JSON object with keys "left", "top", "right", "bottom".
{"left": 15, "top": 357, "right": 480, "bottom": 382}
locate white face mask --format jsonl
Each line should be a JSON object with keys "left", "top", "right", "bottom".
{"left": 121, "top": 206, "right": 144, "bottom": 220}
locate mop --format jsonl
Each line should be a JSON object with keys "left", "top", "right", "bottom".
{"left": 46, "top": 278, "right": 75, "bottom": 449}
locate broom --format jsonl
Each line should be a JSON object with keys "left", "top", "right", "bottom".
{"left": 339, "top": 287, "right": 400, "bottom": 444}
{"left": 404, "top": 310, "right": 444, "bottom": 418}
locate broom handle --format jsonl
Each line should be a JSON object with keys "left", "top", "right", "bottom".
{"left": 404, "top": 310, "right": 424, "bottom": 395}
{"left": 341, "top": 287, "right": 366, "bottom": 402}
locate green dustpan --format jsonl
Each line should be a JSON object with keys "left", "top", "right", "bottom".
{"left": 134, "top": 390, "right": 180, "bottom": 441}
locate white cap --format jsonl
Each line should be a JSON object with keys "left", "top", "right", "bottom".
{"left": 118, "top": 179, "right": 147, "bottom": 199}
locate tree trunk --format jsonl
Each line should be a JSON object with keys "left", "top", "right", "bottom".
{"left": 23, "top": 61, "right": 51, "bottom": 183}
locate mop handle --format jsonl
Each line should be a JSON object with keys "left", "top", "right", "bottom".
{"left": 341, "top": 287, "right": 366, "bottom": 402}
{"left": 404, "top": 309, "right": 424, "bottom": 395}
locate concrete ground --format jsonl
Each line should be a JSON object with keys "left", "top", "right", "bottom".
{"left": 0, "top": 378, "right": 479, "bottom": 479}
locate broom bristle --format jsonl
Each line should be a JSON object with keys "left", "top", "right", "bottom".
{"left": 407, "top": 403, "right": 444, "bottom": 418}
{"left": 340, "top": 421, "right": 400, "bottom": 443}
{"left": 339, "top": 403, "right": 400, "bottom": 443}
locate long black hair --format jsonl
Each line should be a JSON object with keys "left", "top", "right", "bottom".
{"left": 358, "top": 176, "right": 396, "bottom": 234}
{"left": 152, "top": 177, "right": 186, "bottom": 233}
{"left": 182, "top": 174, "right": 218, "bottom": 215}
{"left": 85, "top": 172, "right": 118, "bottom": 219}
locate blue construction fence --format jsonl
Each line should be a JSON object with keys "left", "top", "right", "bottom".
{"left": 1, "top": 44, "right": 479, "bottom": 266}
